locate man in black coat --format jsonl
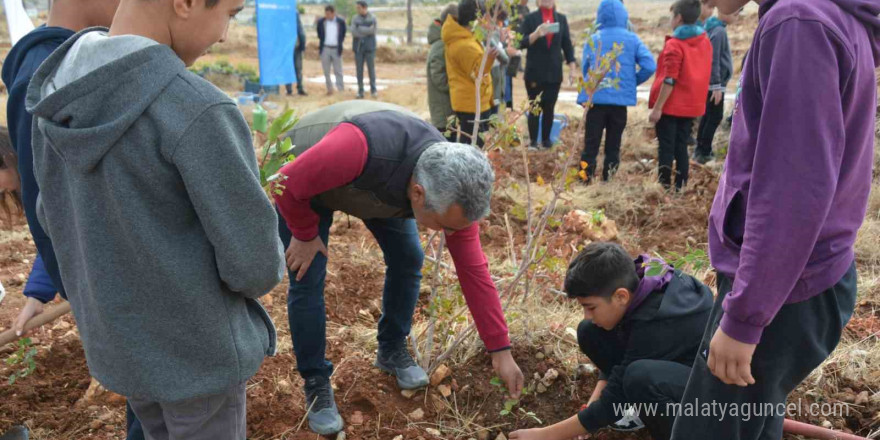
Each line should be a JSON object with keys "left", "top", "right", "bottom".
{"left": 518, "top": 0, "right": 578, "bottom": 149}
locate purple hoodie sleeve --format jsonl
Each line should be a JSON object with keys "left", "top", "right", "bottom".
{"left": 719, "top": 19, "right": 849, "bottom": 344}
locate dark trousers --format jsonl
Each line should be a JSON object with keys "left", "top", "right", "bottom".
{"left": 525, "top": 81, "right": 561, "bottom": 147}
{"left": 277, "top": 207, "right": 424, "bottom": 379}
{"left": 126, "top": 401, "right": 145, "bottom": 440}
{"left": 656, "top": 115, "right": 694, "bottom": 190}
{"left": 355, "top": 49, "right": 377, "bottom": 95}
{"left": 581, "top": 105, "right": 627, "bottom": 182}
{"left": 696, "top": 92, "right": 725, "bottom": 158}
{"left": 578, "top": 321, "right": 689, "bottom": 440}
{"left": 285, "top": 50, "right": 305, "bottom": 94}
{"left": 454, "top": 106, "right": 497, "bottom": 147}
{"left": 504, "top": 74, "right": 514, "bottom": 108}
{"left": 670, "top": 264, "right": 858, "bottom": 440}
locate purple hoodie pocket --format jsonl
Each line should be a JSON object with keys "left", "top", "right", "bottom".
{"left": 713, "top": 178, "right": 746, "bottom": 250}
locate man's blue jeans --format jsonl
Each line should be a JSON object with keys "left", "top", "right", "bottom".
{"left": 277, "top": 207, "right": 424, "bottom": 379}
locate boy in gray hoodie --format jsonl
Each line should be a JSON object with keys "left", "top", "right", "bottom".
{"left": 25, "top": 0, "right": 285, "bottom": 437}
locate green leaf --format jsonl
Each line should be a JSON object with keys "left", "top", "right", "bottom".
{"left": 279, "top": 137, "right": 293, "bottom": 155}
{"left": 490, "top": 377, "right": 504, "bottom": 387}
{"left": 500, "top": 409, "right": 510, "bottom": 416}
{"left": 503, "top": 399, "right": 519, "bottom": 411}
{"left": 267, "top": 109, "right": 296, "bottom": 142}
{"left": 644, "top": 264, "right": 667, "bottom": 278}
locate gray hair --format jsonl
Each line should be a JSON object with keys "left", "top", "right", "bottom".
{"left": 413, "top": 142, "right": 495, "bottom": 221}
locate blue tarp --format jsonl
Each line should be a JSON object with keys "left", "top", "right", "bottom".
{"left": 256, "top": 0, "right": 298, "bottom": 86}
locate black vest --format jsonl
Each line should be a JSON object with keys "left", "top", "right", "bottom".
{"left": 286, "top": 101, "right": 446, "bottom": 219}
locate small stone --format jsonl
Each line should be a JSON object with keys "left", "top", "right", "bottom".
{"left": 277, "top": 379, "right": 293, "bottom": 395}
{"left": 533, "top": 372, "right": 542, "bottom": 381}
{"left": 336, "top": 432, "right": 347, "bottom": 440}
{"left": 495, "top": 434, "right": 507, "bottom": 440}
{"left": 821, "top": 420, "right": 833, "bottom": 429}
{"left": 536, "top": 383, "right": 548, "bottom": 394}
{"left": 426, "top": 428, "right": 442, "bottom": 436}
{"left": 409, "top": 408, "right": 425, "bottom": 421}
{"left": 542, "top": 368, "right": 559, "bottom": 386}
{"left": 402, "top": 389, "right": 417, "bottom": 398}
{"left": 22, "top": 259, "right": 30, "bottom": 265}
{"left": 477, "top": 431, "right": 490, "bottom": 440}
{"left": 543, "top": 344, "right": 554, "bottom": 355}
{"left": 438, "top": 384, "right": 452, "bottom": 398}
{"left": 89, "top": 420, "right": 104, "bottom": 430}
{"left": 87, "top": 405, "right": 100, "bottom": 412}
{"left": 350, "top": 411, "right": 364, "bottom": 425}
{"left": 103, "top": 424, "right": 115, "bottom": 431}
{"left": 393, "top": 436, "right": 404, "bottom": 440}
{"left": 855, "top": 391, "right": 870, "bottom": 406}
{"left": 15, "top": 273, "right": 26, "bottom": 283}
{"left": 576, "top": 364, "right": 597, "bottom": 378}
{"left": 430, "top": 364, "right": 451, "bottom": 386}
{"left": 535, "top": 352, "right": 545, "bottom": 360}
{"left": 29, "top": 338, "right": 40, "bottom": 346}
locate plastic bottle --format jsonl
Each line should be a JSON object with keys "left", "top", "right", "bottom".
{"left": 253, "top": 104, "right": 268, "bottom": 133}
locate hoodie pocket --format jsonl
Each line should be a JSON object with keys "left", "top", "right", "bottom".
{"left": 715, "top": 180, "right": 745, "bottom": 250}
{"left": 246, "top": 298, "right": 277, "bottom": 356}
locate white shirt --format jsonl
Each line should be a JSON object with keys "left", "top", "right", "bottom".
{"left": 324, "top": 18, "right": 339, "bottom": 47}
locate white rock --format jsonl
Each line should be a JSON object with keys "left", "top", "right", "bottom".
{"left": 408, "top": 408, "right": 425, "bottom": 421}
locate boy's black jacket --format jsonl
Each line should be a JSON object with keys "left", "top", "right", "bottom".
{"left": 579, "top": 270, "right": 714, "bottom": 431}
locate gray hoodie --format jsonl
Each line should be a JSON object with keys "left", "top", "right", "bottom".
{"left": 26, "top": 29, "right": 285, "bottom": 402}
{"left": 351, "top": 12, "right": 377, "bottom": 53}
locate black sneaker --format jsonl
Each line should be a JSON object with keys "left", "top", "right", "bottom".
{"left": 297, "top": 89, "right": 308, "bottom": 96}
{"left": 375, "top": 345, "right": 429, "bottom": 390}
{"left": 303, "top": 376, "right": 344, "bottom": 435}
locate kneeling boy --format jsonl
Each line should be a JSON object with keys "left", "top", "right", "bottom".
{"left": 511, "top": 242, "right": 713, "bottom": 440}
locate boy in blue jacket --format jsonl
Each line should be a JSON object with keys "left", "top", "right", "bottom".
{"left": 2, "top": 0, "right": 118, "bottom": 335}
{"left": 578, "top": 0, "right": 655, "bottom": 183}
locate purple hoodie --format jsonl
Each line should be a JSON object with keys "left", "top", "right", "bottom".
{"left": 708, "top": 0, "right": 879, "bottom": 344}
{"left": 627, "top": 255, "right": 674, "bottom": 315}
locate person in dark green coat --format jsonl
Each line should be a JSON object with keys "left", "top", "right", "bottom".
{"left": 426, "top": 4, "right": 457, "bottom": 140}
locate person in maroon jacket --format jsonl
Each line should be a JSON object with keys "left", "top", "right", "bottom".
{"left": 274, "top": 101, "right": 524, "bottom": 436}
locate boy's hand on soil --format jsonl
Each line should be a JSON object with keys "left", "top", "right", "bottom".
{"left": 509, "top": 428, "right": 544, "bottom": 440}
{"left": 491, "top": 349, "right": 524, "bottom": 398}
{"left": 708, "top": 327, "right": 757, "bottom": 387}
{"left": 13, "top": 297, "right": 44, "bottom": 337}
{"left": 285, "top": 237, "right": 329, "bottom": 281}
{"left": 649, "top": 108, "right": 663, "bottom": 124}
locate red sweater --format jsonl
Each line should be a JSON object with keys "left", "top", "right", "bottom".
{"left": 275, "top": 123, "right": 511, "bottom": 351}
{"left": 649, "top": 34, "right": 712, "bottom": 118}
